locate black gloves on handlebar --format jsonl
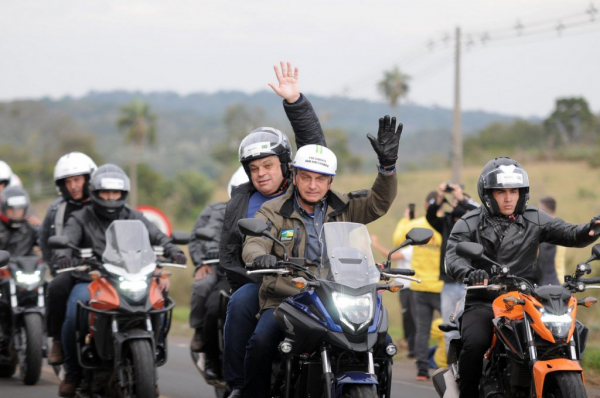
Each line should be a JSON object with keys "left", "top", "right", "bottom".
{"left": 55, "top": 257, "right": 78, "bottom": 270}
{"left": 171, "top": 252, "right": 187, "bottom": 265}
{"left": 252, "top": 254, "right": 278, "bottom": 270}
{"left": 468, "top": 269, "right": 489, "bottom": 285}
{"left": 366, "top": 115, "right": 403, "bottom": 167}
{"left": 589, "top": 215, "right": 600, "bottom": 236}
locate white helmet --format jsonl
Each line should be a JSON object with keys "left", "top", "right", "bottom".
{"left": 54, "top": 152, "right": 98, "bottom": 182}
{"left": 227, "top": 166, "right": 249, "bottom": 199}
{"left": 8, "top": 174, "right": 22, "bottom": 187}
{"left": 293, "top": 145, "right": 337, "bottom": 176}
{"left": 0, "top": 161, "right": 12, "bottom": 187}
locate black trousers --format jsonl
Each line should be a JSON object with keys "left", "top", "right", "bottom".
{"left": 400, "top": 289, "right": 417, "bottom": 357}
{"left": 458, "top": 304, "right": 494, "bottom": 397}
{"left": 46, "top": 272, "right": 88, "bottom": 339}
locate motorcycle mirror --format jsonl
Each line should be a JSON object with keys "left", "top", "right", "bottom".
{"left": 591, "top": 244, "right": 600, "bottom": 261}
{"left": 48, "top": 235, "right": 75, "bottom": 249}
{"left": 171, "top": 231, "right": 190, "bottom": 245}
{"left": 456, "top": 242, "right": 484, "bottom": 260}
{"left": 0, "top": 250, "right": 9, "bottom": 267}
{"left": 195, "top": 227, "right": 216, "bottom": 241}
{"left": 238, "top": 218, "right": 270, "bottom": 237}
{"left": 406, "top": 228, "right": 434, "bottom": 246}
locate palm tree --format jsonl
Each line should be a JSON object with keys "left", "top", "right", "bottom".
{"left": 117, "top": 99, "right": 157, "bottom": 207}
{"left": 377, "top": 66, "right": 411, "bottom": 108}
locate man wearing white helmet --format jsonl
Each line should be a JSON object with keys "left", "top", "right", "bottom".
{"left": 240, "top": 115, "right": 403, "bottom": 397}
{"left": 39, "top": 152, "right": 97, "bottom": 366}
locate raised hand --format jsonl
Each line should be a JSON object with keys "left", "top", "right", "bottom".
{"left": 268, "top": 61, "right": 300, "bottom": 104}
{"left": 366, "top": 115, "right": 403, "bottom": 167}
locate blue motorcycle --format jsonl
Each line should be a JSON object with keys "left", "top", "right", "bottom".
{"left": 239, "top": 219, "right": 433, "bottom": 398}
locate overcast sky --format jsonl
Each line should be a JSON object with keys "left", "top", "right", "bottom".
{"left": 1, "top": 0, "right": 599, "bottom": 118}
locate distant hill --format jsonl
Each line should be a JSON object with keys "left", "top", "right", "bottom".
{"left": 2, "top": 90, "right": 531, "bottom": 175}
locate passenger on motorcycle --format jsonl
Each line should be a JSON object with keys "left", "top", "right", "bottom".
{"left": 240, "top": 115, "right": 402, "bottom": 398}
{"left": 0, "top": 186, "right": 38, "bottom": 256}
{"left": 219, "top": 62, "right": 327, "bottom": 398}
{"left": 0, "top": 160, "right": 22, "bottom": 193}
{"left": 52, "top": 164, "right": 187, "bottom": 398}
{"left": 445, "top": 156, "right": 600, "bottom": 398}
{"left": 40, "top": 152, "right": 97, "bottom": 366}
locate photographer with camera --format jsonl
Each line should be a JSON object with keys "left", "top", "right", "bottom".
{"left": 426, "top": 181, "right": 478, "bottom": 354}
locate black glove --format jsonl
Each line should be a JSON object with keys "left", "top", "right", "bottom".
{"left": 55, "top": 257, "right": 75, "bottom": 270}
{"left": 366, "top": 115, "right": 403, "bottom": 167}
{"left": 468, "top": 269, "right": 489, "bottom": 285}
{"left": 590, "top": 215, "right": 600, "bottom": 236}
{"left": 252, "top": 254, "right": 278, "bottom": 270}
{"left": 171, "top": 252, "right": 187, "bottom": 265}
{"left": 203, "top": 249, "right": 219, "bottom": 261}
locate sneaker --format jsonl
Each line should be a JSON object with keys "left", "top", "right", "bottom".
{"left": 48, "top": 338, "right": 64, "bottom": 365}
{"left": 190, "top": 329, "right": 203, "bottom": 352}
{"left": 416, "top": 374, "right": 431, "bottom": 381}
{"left": 58, "top": 373, "right": 82, "bottom": 397}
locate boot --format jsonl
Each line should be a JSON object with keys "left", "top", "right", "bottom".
{"left": 58, "top": 373, "right": 82, "bottom": 397}
{"left": 48, "top": 338, "right": 64, "bottom": 365}
{"left": 190, "top": 328, "right": 203, "bottom": 352}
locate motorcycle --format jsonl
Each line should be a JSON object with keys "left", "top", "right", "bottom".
{"left": 48, "top": 219, "right": 189, "bottom": 397}
{"left": 0, "top": 250, "right": 48, "bottom": 385}
{"left": 190, "top": 226, "right": 229, "bottom": 398}
{"left": 433, "top": 241, "right": 600, "bottom": 398}
{"left": 238, "top": 218, "right": 433, "bottom": 398}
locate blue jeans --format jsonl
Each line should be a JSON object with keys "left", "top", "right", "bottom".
{"left": 223, "top": 283, "right": 259, "bottom": 390}
{"left": 242, "top": 308, "right": 283, "bottom": 398}
{"left": 62, "top": 282, "right": 90, "bottom": 376}
{"left": 441, "top": 282, "right": 466, "bottom": 354}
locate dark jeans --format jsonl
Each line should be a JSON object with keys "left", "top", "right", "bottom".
{"left": 413, "top": 291, "right": 441, "bottom": 377}
{"left": 223, "top": 282, "right": 259, "bottom": 390}
{"left": 400, "top": 289, "right": 417, "bottom": 357}
{"left": 458, "top": 304, "right": 494, "bottom": 397}
{"left": 242, "top": 308, "right": 283, "bottom": 398}
{"left": 46, "top": 272, "right": 79, "bottom": 339}
{"left": 189, "top": 267, "right": 219, "bottom": 329}
{"left": 62, "top": 282, "right": 90, "bottom": 376}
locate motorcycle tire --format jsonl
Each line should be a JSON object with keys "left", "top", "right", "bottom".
{"left": 543, "top": 371, "right": 587, "bottom": 398}
{"left": 20, "top": 313, "right": 43, "bottom": 385}
{"left": 341, "top": 384, "right": 378, "bottom": 398}
{"left": 122, "top": 339, "right": 157, "bottom": 398}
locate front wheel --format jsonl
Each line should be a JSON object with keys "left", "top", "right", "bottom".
{"left": 121, "top": 339, "right": 157, "bottom": 398}
{"left": 341, "top": 384, "right": 378, "bottom": 398}
{"left": 542, "top": 371, "right": 587, "bottom": 398}
{"left": 20, "top": 313, "right": 43, "bottom": 385}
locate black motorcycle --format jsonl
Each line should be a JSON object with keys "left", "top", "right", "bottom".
{"left": 0, "top": 250, "right": 48, "bottom": 385}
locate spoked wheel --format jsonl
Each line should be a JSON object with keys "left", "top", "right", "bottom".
{"left": 341, "top": 384, "right": 378, "bottom": 398}
{"left": 18, "top": 313, "right": 43, "bottom": 385}
{"left": 121, "top": 339, "right": 157, "bottom": 398}
{"left": 543, "top": 371, "right": 587, "bottom": 398}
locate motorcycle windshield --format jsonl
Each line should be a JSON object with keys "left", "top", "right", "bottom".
{"left": 320, "top": 222, "right": 380, "bottom": 289}
{"left": 102, "top": 220, "right": 156, "bottom": 275}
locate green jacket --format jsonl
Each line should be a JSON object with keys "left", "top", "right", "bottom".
{"left": 242, "top": 170, "right": 397, "bottom": 313}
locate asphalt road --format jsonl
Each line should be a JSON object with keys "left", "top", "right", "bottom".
{"left": 2, "top": 335, "right": 600, "bottom": 398}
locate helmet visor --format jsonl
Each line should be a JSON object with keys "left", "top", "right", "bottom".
{"left": 238, "top": 129, "right": 285, "bottom": 161}
{"left": 482, "top": 165, "right": 529, "bottom": 189}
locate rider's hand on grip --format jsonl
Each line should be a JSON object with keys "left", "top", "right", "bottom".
{"left": 203, "top": 249, "right": 219, "bottom": 261}
{"left": 55, "top": 257, "right": 77, "bottom": 270}
{"left": 589, "top": 215, "right": 600, "bottom": 236}
{"left": 468, "top": 269, "right": 489, "bottom": 285}
{"left": 252, "top": 254, "right": 278, "bottom": 270}
{"left": 171, "top": 252, "right": 187, "bottom": 265}
{"left": 366, "top": 115, "right": 403, "bottom": 167}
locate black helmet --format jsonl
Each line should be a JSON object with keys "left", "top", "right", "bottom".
{"left": 477, "top": 157, "right": 529, "bottom": 216}
{"left": 0, "top": 186, "right": 30, "bottom": 228}
{"left": 89, "top": 164, "right": 130, "bottom": 220}
{"left": 238, "top": 127, "right": 292, "bottom": 180}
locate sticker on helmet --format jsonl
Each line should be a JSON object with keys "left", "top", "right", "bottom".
{"left": 100, "top": 178, "right": 125, "bottom": 190}
{"left": 242, "top": 142, "right": 272, "bottom": 158}
{"left": 6, "top": 196, "right": 27, "bottom": 207}
{"left": 281, "top": 229, "right": 294, "bottom": 241}
{"left": 496, "top": 165, "right": 523, "bottom": 185}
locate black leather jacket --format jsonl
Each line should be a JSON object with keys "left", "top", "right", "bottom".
{"left": 219, "top": 94, "right": 326, "bottom": 291}
{"left": 0, "top": 221, "right": 38, "bottom": 257}
{"left": 446, "top": 206, "right": 597, "bottom": 304}
{"left": 189, "top": 201, "right": 226, "bottom": 274}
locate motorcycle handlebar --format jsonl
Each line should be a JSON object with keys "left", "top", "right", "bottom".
{"left": 582, "top": 277, "right": 600, "bottom": 284}
{"left": 383, "top": 268, "right": 415, "bottom": 276}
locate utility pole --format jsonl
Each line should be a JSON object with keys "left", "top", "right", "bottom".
{"left": 451, "top": 26, "right": 462, "bottom": 183}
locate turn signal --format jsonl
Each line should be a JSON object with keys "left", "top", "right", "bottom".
{"left": 578, "top": 296, "right": 598, "bottom": 307}
{"left": 89, "top": 271, "right": 101, "bottom": 280}
{"left": 292, "top": 277, "right": 308, "bottom": 289}
{"left": 388, "top": 280, "right": 404, "bottom": 293}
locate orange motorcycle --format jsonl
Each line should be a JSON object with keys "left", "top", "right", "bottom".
{"left": 433, "top": 242, "right": 599, "bottom": 398}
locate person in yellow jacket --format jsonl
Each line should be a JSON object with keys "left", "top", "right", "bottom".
{"left": 392, "top": 191, "right": 442, "bottom": 381}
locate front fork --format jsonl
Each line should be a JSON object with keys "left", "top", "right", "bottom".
{"left": 320, "top": 345, "right": 376, "bottom": 398}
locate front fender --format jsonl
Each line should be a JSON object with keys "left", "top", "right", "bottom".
{"left": 113, "top": 329, "right": 155, "bottom": 368}
{"left": 532, "top": 359, "right": 583, "bottom": 398}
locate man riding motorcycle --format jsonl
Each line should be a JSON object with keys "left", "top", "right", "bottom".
{"left": 40, "top": 152, "right": 97, "bottom": 366}
{"left": 445, "top": 156, "right": 600, "bottom": 397}
{"left": 241, "top": 115, "right": 402, "bottom": 398}
{"left": 219, "top": 62, "right": 327, "bottom": 397}
{"left": 0, "top": 186, "right": 38, "bottom": 256}
{"left": 52, "top": 164, "right": 187, "bottom": 397}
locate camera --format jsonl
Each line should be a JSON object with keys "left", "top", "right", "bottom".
{"left": 444, "top": 182, "right": 454, "bottom": 193}
{"left": 408, "top": 203, "right": 415, "bottom": 220}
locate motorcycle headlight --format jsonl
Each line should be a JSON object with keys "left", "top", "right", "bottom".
{"left": 332, "top": 292, "right": 373, "bottom": 332}
{"left": 15, "top": 270, "right": 41, "bottom": 287}
{"left": 541, "top": 308, "right": 573, "bottom": 339}
{"left": 118, "top": 278, "right": 148, "bottom": 302}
